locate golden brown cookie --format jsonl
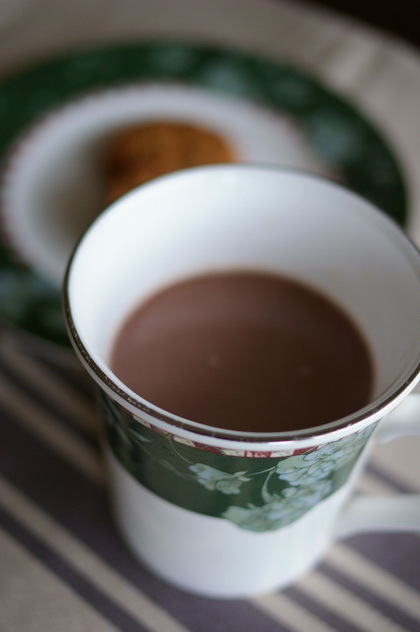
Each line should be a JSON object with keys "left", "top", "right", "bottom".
{"left": 103, "top": 120, "right": 235, "bottom": 204}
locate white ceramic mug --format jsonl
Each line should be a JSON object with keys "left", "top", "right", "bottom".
{"left": 63, "top": 165, "right": 420, "bottom": 598}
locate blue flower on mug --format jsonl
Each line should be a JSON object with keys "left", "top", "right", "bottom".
{"left": 223, "top": 475, "right": 334, "bottom": 531}
{"left": 281, "top": 479, "right": 333, "bottom": 504}
{"left": 223, "top": 499, "right": 292, "bottom": 532}
{"left": 275, "top": 455, "right": 336, "bottom": 486}
{"left": 223, "top": 490, "right": 317, "bottom": 531}
{"left": 189, "top": 463, "right": 251, "bottom": 494}
{"left": 275, "top": 426, "right": 373, "bottom": 488}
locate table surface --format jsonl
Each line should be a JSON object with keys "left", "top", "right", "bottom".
{"left": 0, "top": 2, "right": 419, "bottom": 631}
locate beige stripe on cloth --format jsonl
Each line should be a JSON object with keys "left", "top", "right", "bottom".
{"left": 251, "top": 592, "right": 337, "bottom": 632}
{"left": 0, "top": 341, "right": 96, "bottom": 431}
{"left": 297, "top": 571, "right": 411, "bottom": 632}
{"left": 0, "top": 527, "right": 121, "bottom": 632}
{"left": 0, "top": 477, "right": 192, "bottom": 632}
{"left": 0, "top": 372, "right": 104, "bottom": 484}
{"left": 327, "top": 544, "right": 420, "bottom": 624}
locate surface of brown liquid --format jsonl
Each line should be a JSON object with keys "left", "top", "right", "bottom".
{"left": 110, "top": 272, "right": 374, "bottom": 433}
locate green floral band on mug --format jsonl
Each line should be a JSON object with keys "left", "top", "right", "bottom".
{"left": 101, "top": 393, "right": 376, "bottom": 532}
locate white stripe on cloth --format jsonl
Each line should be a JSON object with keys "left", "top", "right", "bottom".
{"left": 0, "top": 527, "right": 121, "bottom": 632}
{"left": 251, "top": 592, "right": 338, "bottom": 632}
{"left": 0, "top": 372, "right": 104, "bottom": 484}
{"left": 0, "top": 340, "right": 96, "bottom": 431}
{"left": 0, "top": 477, "right": 191, "bottom": 632}
{"left": 297, "top": 570, "right": 411, "bottom": 632}
{"left": 327, "top": 544, "right": 420, "bottom": 624}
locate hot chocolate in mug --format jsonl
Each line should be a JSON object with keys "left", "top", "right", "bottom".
{"left": 63, "top": 165, "right": 420, "bottom": 598}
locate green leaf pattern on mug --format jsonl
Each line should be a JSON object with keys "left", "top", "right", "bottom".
{"left": 101, "top": 393, "right": 376, "bottom": 532}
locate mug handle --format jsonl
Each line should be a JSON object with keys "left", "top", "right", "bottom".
{"left": 335, "top": 393, "right": 420, "bottom": 538}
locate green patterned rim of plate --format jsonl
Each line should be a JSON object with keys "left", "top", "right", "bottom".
{"left": 0, "top": 41, "right": 408, "bottom": 348}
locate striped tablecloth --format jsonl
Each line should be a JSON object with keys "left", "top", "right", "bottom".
{"left": 0, "top": 1, "right": 419, "bottom": 631}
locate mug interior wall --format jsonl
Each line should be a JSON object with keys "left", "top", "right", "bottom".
{"left": 68, "top": 167, "right": 420, "bottom": 408}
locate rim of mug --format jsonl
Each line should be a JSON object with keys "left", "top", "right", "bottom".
{"left": 62, "top": 164, "right": 420, "bottom": 446}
